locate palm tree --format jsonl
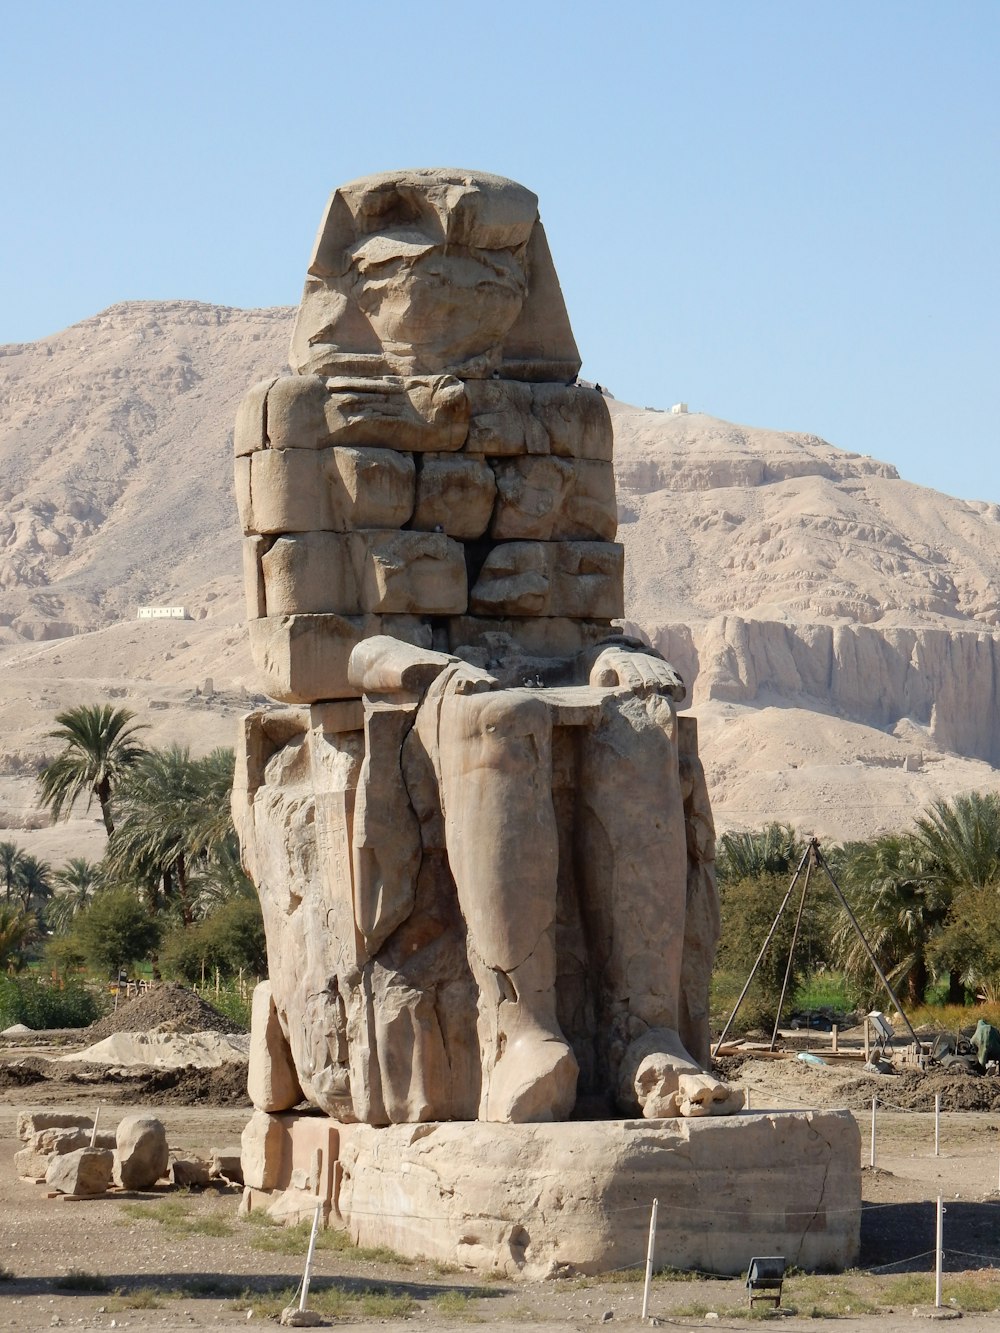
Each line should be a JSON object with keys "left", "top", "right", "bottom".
{"left": 832, "top": 833, "right": 947, "bottom": 1005}
{"left": 13, "top": 855, "right": 53, "bottom": 916}
{"left": 46, "top": 858, "right": 103, "bottom": 932}
{"left": 107, "top": 746, "right": 240, "bottom": 927}
{"left": 0, "top": 841, "right": 26, "bottom": 902}
{"left": 0, "top": 904, "right": 36, "bottom": 973}
{"left": 716, "top": 823, "right": 805, "bottom": 885}
{"left": 38, "top": 705, "right": 148, "bottom": 835}
{"left": 915, "top": 791, "right": 1000, "bottom": 892}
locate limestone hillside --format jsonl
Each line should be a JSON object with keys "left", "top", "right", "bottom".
{"left": 2, "top": 300, "right": 999, "bottom": 863}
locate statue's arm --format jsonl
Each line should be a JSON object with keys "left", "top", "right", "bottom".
{"left": 348, "top": 635, "right": 496, "bottom": 697}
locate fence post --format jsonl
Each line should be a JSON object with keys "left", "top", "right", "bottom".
{"left": 934, "top": 1094, "right": 940, "bottom": 1157}
{"left": 641, "top": 1197, "right": 659, "bottom": 1321}
{"left": 870, "top": 1096, "right": 877, "bottom": 1170}
{"left": 935, "top": 1195, "right": 944, "bottom": 1308}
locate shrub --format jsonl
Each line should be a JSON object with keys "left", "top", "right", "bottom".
{"left": 0, "top": 973, "right": 106, "bottom": 1030}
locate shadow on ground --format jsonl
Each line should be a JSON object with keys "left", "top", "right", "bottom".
{"left": 862, "top": 1200, "right": 1000, "bottom": 1272}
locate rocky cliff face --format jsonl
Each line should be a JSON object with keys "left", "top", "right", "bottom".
{"left": 612, "top": 402, "right": 1000, "bottom": 781}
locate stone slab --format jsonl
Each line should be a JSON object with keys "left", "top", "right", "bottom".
{"left": 250, "top": 1110, "right": 860, "bottom": 1278}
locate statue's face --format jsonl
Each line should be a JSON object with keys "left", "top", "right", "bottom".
{"left": 346, "top": 228, "right": 528, "bottom": 369}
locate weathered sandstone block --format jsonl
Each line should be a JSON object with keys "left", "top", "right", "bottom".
{"left": 248, "top": 980, "right": 303, "bottom": 1113}
{"left": 354, "top": 531, "right": 467, "bottom": 615}
{"left": 465, "top": 379, "right": 548, "bottom": 456}
{"left": 46, "top": 1147, "right": 113, "bottom": 1197}
{"left": 233, "top": 376, "right": 279, "bottom": 456}
{"left": 555, "top": 458, "right": 618, "bottom": 541}
{"left": 247, "top": 613, "right": 431, "bottom": 703}
{"left": 446, "top": 615, "right": 612, "bottom": 661}
{"left": 490, "top": 456, "right": 575, "bottom": 540}
{"left": 411, "top": 455, "right": 497, "bottom": 537}
{"left": 168, "top": 1155, "right": 211, "bottom": 1188}
{"left": 262, "top": 374, "right": 470, "bottom": 453}
{"left": 470, "top": 542, "right": 624, "bottom": 619}
{"left": 261, "top": 533, "right": 358, "bottom": 617}
{"left": 17, "top": 1111, "right": 93, "bottom": 1141}
{"left": 113, "top": 1114, "right": 169, "bottom": 1189}
{"left": 241, "top": 1110, "right": 287, "bottom": 1191}
{"left": 531, "top": 384, "right": 613, "bottom": 460}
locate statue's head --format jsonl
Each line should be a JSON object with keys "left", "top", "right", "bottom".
{"left": 290, "top": 169, "right": 581, "bottom": 383}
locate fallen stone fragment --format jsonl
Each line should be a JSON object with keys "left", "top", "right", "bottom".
{"left": 209, "top": 1150, "right": 244, "bottom": 1185}
{"left": 114, "top": 1114, "right": 168, "bottom": 1189}
{"left": 14, "top": 1146, "right": 53, "bottom": 1181}
{"left": 33, "top": 1127, "right": 116, "bottom": 1154}
{"left": 17, "top": 1111, "right": 93, "bottom": 1142}
{"left": 168, "top": 1156, "right": 211, "bottom": 1189}
{"left": 45, "top": 1147, "right": 113, "bottom": 1196}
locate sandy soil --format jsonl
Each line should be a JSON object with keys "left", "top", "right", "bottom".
{"left": 2, "top": 1033, "right": 1000, "bottom": 1332}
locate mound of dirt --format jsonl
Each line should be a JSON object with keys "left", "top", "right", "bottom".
{"left": 0, "top": 1057, "right": 48, "bottom": 1087}
{"left": 725, "top": 1053, "right": 1000, "bottom": 1114}
{"left": 134, "top": 1062, "right": 253, "bottom": 1107}
{"left": 84, "top": 983, "right": 246, "bottom": 1041}
{"left": 885, "top": 1069, "right": 1000, "bottom": 1113}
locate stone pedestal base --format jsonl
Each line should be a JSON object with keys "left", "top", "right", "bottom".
{"left": 241, "top": 1110, "right": 860, "bottom": 1278}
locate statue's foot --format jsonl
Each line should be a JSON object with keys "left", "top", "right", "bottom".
{"left": 673, "top": 1073, "right": 745, "bottom": 1118}
{"left": 484, "top": 1023, "right": 578, "bottom": 1124}
{"left": 618, "top": 1027, "right": 743, "bottom": 1119}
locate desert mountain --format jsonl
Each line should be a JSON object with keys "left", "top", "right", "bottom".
{"left": 2, "top": 301, "right": 999, "bottom": 865}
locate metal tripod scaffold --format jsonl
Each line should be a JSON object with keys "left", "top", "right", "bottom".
{"left": 712, "top": 836, "right": 920, "bottom": 1058}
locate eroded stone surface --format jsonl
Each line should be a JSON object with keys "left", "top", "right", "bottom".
{"left": 247, "top": 1112, "right": 860, "bottom": 1276}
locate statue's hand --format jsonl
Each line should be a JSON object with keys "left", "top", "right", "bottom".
{"left": 587, "top": 645, "right": 686, "bottom": 703}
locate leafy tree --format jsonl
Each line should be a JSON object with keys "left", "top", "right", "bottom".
{"left": 71, "top": 888, "right": 162, "bottom": 974}
{"left": 46, "top": 858, "right": 103, "bottom": 932}
{"left": 160, "top": 893, "right": 267, "bottom": 984}
{"left": 833, "top": 833, "right": 946, "bottom": 1006}
{"left": 38, "top": 705, "right": 148, "bottom": 835}
{"left": 0, "top": 841, "right": 26, "bottom": 901}
{"left": 716, "top": 869, "right": 835, "bottom": 1025}
{"left": 717, "top": 823, "right": 805, "bottom": 885}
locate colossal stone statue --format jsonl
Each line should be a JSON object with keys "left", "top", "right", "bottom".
{"left": 233, "top": 168, "right": 741, "bottom": 1126}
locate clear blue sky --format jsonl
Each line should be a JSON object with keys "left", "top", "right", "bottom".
{"left": 3, "top": 2, "right": 998, "bottom": 502}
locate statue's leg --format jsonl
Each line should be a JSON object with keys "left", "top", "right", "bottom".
{"left": 578, "top": 692, "right": 741, "bottom": 1118}
{"left": 437, "top": 688, "right": 578, "bottom": 1123}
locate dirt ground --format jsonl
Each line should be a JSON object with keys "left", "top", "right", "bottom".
{"left": 2, "top": 1032, "right": 1000, "bottom": 1332}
